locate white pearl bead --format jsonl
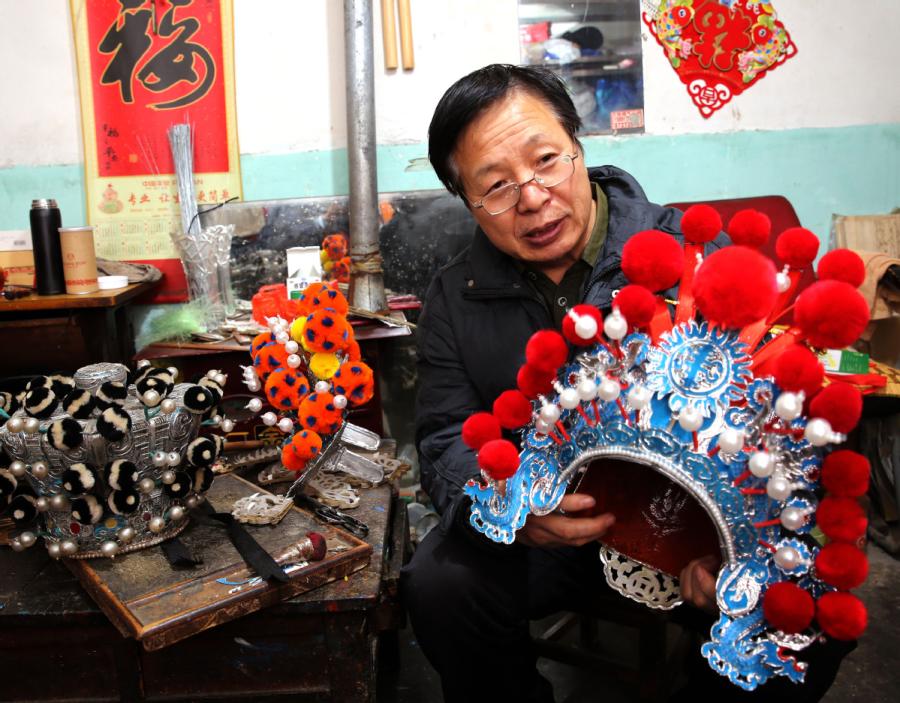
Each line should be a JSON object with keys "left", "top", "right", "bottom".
{"left": 333, "top": 395, "right": 348, "bottom": 410}
{"left": 574, "top": 315, "right": 598, "bottom": 341}
{"left": 139, "top": 477, "right": 156, "bottom": 494}
{"left": 246, "top": 380, "right": 261, "bottom": 392}
{"left": 160, "top": 399, "right": 177, "bottom": 414}
{"left": 49, "top": 494, "right": 69, "bottom": 511}
{"left": 577, "top": 379, "right": 597, "bottom": 401}
{"left": 185, "top": 495, "right": 200, "bottom": 509}
{"left": 221, "top": 419, "right": 234, "bottom": 433}
{"left": 168, "top": 367, "right": 179, "bottom": 379}
{"left": 603, "top": 309, "right": 628, "bottom": 341}
{"left": 210, "top": 414, "right": 222, "bottom": 425}
{"left": 285, "top": 354, "right": 301, "bottom": 369}
{"left": 266, "top": 317, "right": 279, "bottom": 330}
{"left": 36, "top": 497, "right": 50, "bottom": 512}
{"left": 748, "top": 451, "right": 774, "bottom": 478}
{"left": 804, "top": 418, "right": 832, "bottom": 447}
{"left": 166, "top": 451, "right": 181, "bottom": 467}
{"left": 152, "top": 450, "right": 167, "bottom": 467}
{"left": 61, "top": 540, "right": 78, "bottom": 556}
{"left": 19, "top": 531, "right": 36, "bottom": 548}
{"left": 539, "top": 404, "right": 561, "bottom": 425}
{"left": 559, "top": 388, "right": 580, "bottom": 410}
{"left": 315, "top": 381, "right": 331, "bottom": 394}
{"left": 31, "top": 461, "right": 48, "bottom": 480}
{"left": 6, "top": 417, "right": 24, "bottom": 433}
{"left": 137, "top": 359, "right": 151, "bottom": 369}
{"left": 24, "top": 417, "right": 40, "bottom": 434}
{"left": 169, "top": 506, "right": 185, "bottom": 522}
{"left": 10, "top": 539, "right": 25, "bottom": 553}
{"left": 261, "top": 412, "right": 277, "bottom": 426}
{"left": 277, "top": 417, "right": 294, "bottom": 433}
{"left": 774, "top": 545, "right": 800, "bottom": 571}
{"left": 780, "top": 507, "right": 806, "bottom": 531}
{"left": 243, "top": 367, "right": 257, "bottom": 380}
{"left": 10, "top": 461, "right": 26, "bottom": 478}
{"left": 775, "top": 392, "right": 803, "bottom": 422}
{"left": 718, "top": 428, "right": 744, "bottom": 454}
{"left": 142, "top": 389, "right": 160, "bottom": 406}
{"left": 776, "top": 271, "right": 791, "bottom": 293}
{"left": 247, "top": 398, "right": 263, "bottom": 413}
{"left": 214, "top": 373, "right": 227, "bottom": 387}
{"left": 285, "top": 341, "right": 299, "bottom": 354}
{"left": 535, "top": 419, "right": 552, "bottom": 435}
{"left": 161, "top": 470, "right": 177, "bottom": 485}
{"left": 47, "top": 542, "right": 62, "bottom": 559}
{"left": 100, "top": 540, "right": 119, "bottom": 558}
{"left": 275, "top": 331, "right": 290, "bottom": 345}
{"left": 597, "top": 378, "right": 621, "bottom": 403}
{"left": 767, "top": 475, "right": 792, "bottom": 501}
{"left": 206, "top": 369, "right": 219, "bottom": 379}
{"left": 118, "top": 526, "right": 136, "bottom": 543}
{"left": 148, "top": 516, "right": 166, "bottom": 534}
{"left": 628, "top": 386, "right": 652, "bottom": 411}
{"left": 677, "top": 405, "right": 703, "bottom": 431}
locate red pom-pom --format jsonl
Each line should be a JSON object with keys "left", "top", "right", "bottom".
{"left": 281, "top": 443, "right": 308, "bottom": 472}
{"left": 776, "top": 227, "right": 820, "bottom": 269}
{"left": 306, "top": 531, "right": 327, "bottom": 561}
{"left": 816, "top": 592, "right": 867, "bottom": 640}
{"left": 561, "top": 304, "right": 603, "bottom": 346}
{"left": 492, "top": 390, "right": 533, "bottom": 429}
{"left": 517, "top": 364, "right": 555, "bottom": 399}
{"left": 772, "top": 345, "right": 824, "bottom": 395}
{"left": 821, "top": 450, "right": 870, "bottom": 498}
{"left": 727, "top": 209, "right": 771, "bottom": 248}
{"left": 462, "top": 413, "right": 502, "bottom": 450}
{"left": 815, "top": 543, "right": 869, "bottom": 591}
{"left": 681, "top": 204, "right": 722, "bottom": 244}
{"left": 478, "top": 439, "right": 520, "bottom": 480}
{"left": 621, "top": 230, "right": 685, "bottom": 292}
{"left": 525, "top": 330, "right": 568, "bottom": 373}
{"left": 817, "top": 497, "right": 867, "bottom": 543}
{"left": 613, "top": 285, "right": 656, "bottom": 329}
{"left": 795, "top": 280, "right": 870, "bottom": 349}
{"left": 817, "top": 249, "right": 866, "bottom": 288}
{"left": 693, "top": 246, "right": 777, "bottom": 328}
{"left": 809, "top": 382, "right": 862, "bottom": 434}
{"left": 763, "top": 582, "right": 815, "bottom": 633}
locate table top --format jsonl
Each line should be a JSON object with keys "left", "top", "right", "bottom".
{"left": 0, "top": 281, "right": 157, "bottom": 312}
{"left": 0, "top": 478, "right": 394, "bottom": 625}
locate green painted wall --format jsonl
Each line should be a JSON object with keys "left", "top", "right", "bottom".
{"left": 2, "top": 123, "right": 898, "bottom": 248}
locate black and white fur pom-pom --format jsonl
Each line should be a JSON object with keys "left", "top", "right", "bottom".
{"left": 26, "top": 375, "right": 52, "bottom": 392}
{"left": 95, "top": 381, "right": 127, "bottom": 410}
{"left": 63, "top": 389, "right": 96, "bottom": 419}
{"left": 193, "top": 466, "right": 215, "bottom": 493}
{"left": 163, "top": 471, "right": 193, "bottom": 498}
{"left": 107, "top": 489, "right": 140, "bottom": 515}
{"left": 105, "top": 459, "right": 139, "bottom": 490}
{"left": 47, "top": 418, "right": 84, "bottom": 452}
{"left": 71, "top": 495, "right": 104, "bottom": 525}
{"left": 97, "top": 405, "right": 132, "bottom": 442}
{"left": 48, "top": 374, "right": 75, "bottom": 399}
{"left": 9, "top": 493, "right": 37, "bottom": 525}
{"left": 61, "top": 462, "right": 99, "bottom": 494}
{"left": 186, "top": 436, "right": 217, "bottom": 467}
{"left": 0, "top": 391, "right": 20, "bottom": 415}
{"left": 182, "top": 385, "right": 216, "bottom": 414}
{"left": 24, "top": 386, "right": 57, "bottom": 419}
{"left": 135, "top": 368, "right": 175, "bottom": 398}
{"left": 0, "top": 469, "right": 17, "bottom": 506}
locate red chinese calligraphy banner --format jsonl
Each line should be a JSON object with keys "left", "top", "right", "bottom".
{"left": 70, "top": 0, "right": 241, "bottom": 302}
{"left": 642, "top": 0, "right": 796, "bottom": 118}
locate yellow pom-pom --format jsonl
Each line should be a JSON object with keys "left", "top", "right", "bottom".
{"left": 310, "top": 352, "right": 341, "bottom": 379}
{"left": 319, "top": 249, "right": 329, "bottom": 265}
{"left": 290, "top": 316, "right": 306, "bottom": 343}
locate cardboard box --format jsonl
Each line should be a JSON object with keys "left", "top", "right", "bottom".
{"left": 0, "top": 229, "right": 35, "bottom": 286}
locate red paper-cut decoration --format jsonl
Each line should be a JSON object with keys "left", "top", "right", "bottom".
{"left": 643, "top": 0, "right": 797, "bottom": 119}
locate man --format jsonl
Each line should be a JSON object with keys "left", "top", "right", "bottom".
{"left": 401, "top": 64, "right": 844, "bottom": 702}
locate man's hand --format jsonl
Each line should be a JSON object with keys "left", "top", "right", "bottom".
{"left": 516, "top": 493, "right": 614, "bottom": 548}
{"left": 679, "top": 555, "right": 719, "bottom": 614}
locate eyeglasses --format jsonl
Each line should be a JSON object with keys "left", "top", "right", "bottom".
{"left": 470, "top": 151, "right": 580, "bottom": 216}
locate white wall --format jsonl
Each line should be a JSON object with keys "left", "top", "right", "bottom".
{"left": 1, "top": 0, "right": 899, "bottom": 169}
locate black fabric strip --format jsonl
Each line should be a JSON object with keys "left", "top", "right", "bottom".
{"left": 193, "top": 501, "right": 289, "bottom": 583}
{"left": 161, "top": 537, "right": 203, "bottom": 567}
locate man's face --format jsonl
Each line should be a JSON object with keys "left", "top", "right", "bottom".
{"left": 453, "top": 90, "right": 595, "bottom": 273}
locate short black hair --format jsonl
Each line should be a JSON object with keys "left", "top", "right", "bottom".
{"left": 428, "top": 64, "right": 583, "bottom": 201}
